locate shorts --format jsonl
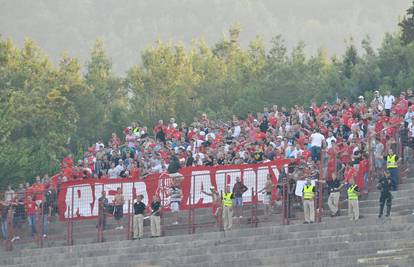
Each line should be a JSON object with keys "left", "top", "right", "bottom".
{"left": 263, "top": 193, "right": 272, "bottom": 205}
{"left": 234, "top": 197, "right": 243, "bottom": 207}
{"left": 114, "top": 205, "right": 123, "bottom": 220}
{"left": 374, "top": 159, "right": 384, "bottom": 168}
{"left": 170, "top": 202, "right": 180, "bottom": 213}
{"left": 212, "top": 204, "right": 221, "bottom": 216}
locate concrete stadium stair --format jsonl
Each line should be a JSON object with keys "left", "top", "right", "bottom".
{"left": 1, "top": 173, "right": 414, "bottom": 267}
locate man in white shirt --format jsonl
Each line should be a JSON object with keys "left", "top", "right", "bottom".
{"left": 383, "top": 90, "right": 395, "bottom": 117}
{"left": 404, "top": 106, "right": 414, "bottom": 127}
{"left": 310, "top": 129, "right": 325, "bottom": 162}
{"left": 326, "top": 131, "right": 337, "bottom": 149}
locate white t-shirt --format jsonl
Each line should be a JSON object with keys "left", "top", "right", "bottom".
{"left": 232, "top": 125, "right": 241, "bottom": 138}
{"left": 310, "top": 132, "right": 325, "bottom": 147}
{"left": 408, "top": 122, "right": 414, "bottom": 138}
{"left": 384, "top": 95, "right": 395, "bottom": 109}
{"left": 326, "top": 136, "right": 337, "bottom": 149}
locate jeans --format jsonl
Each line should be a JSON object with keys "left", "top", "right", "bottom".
{"left": 42, "top": 214, "right": 48, "bottom": 235}
{"left": 388, "top": 168, "right": 399, "bottom": 190}
{"left": 0, "top": 220, "right": 7, "bottom": 239}
{"left": 27, "top": 215, "right": 36, "bottom": 236}
{"left": 310, "top": 146, "right": 321, "bottom": 162}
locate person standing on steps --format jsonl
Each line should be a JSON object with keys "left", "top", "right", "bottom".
{"left": 326, "top": 173, "right": 344, "bottom": 217}
{"left": 232, "top": 177, "right": 248, "bottom": 219}
{"left": 133, "top": 194, "right": 146, "bottom": 240}
{"left": 302, "top": 177, "right": 316, "bottom": 224}
{"left": 113, "top": 187, "right": 125, "bottom": 230}
{"left": 258, "top": 174, "right": 276, "bottom": 216}
{"left": 377, "top": 170, "right": 393, "bottom": 218}
{"left": 150, "top": 195, "right": 161, "bottom": 237}
{"left": 201, "top": 186, "right": 221, "bottom": 226}
{"left": 222, "top": 185, "right": 234, "bottom": 231}
{"left": 346, "top": 178, "right": 360, "bottom": 220}
{"left": 385, "top": 148, "right": 401, "bottom": 191}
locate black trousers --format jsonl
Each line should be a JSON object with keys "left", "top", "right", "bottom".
{"left": 379, "top": 193, "right": 392, "bottom": 216}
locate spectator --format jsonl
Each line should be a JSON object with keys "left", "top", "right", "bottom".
{"left": 97, "top": 191, "right": 108, "bottom": 230}
{"left": 310, "top": 128, "right": 325, "bottom": 162}
{"left": 169, "top": 183, "right": 182, "bottom": 225}
{"left": 26, "top": 195, "right": 37, "bottom": 237}
{"left": 113, "top": 187, "right": 125, "bottom": 230}
{"left": 232, "top": 177, "right": 248, "bottom": 219}
{"left": 201, "top": 186, "right": 221, "bottom": 225}
{"left": 384, "top": 90, "right": 395, "bottom": 117}
{"left": 108, "top": 163, "right": 118, "bottom": 179}
{"left": 259, "top": 174, "right": 276, "bottom": 216}
{"left": 133, "top": 194, "right": 146, "bottom": 240}
{"left": 5, "top": 185, "right": 14, "bottom": 202}
{"left": 150, "top": 195, "right": 161, "bottom": 237}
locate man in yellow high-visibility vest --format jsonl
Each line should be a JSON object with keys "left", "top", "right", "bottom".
{"left": 222, "top": 185, "right": 234, "bottom": 231}
{"left": 384, "top": 148, "right": 401, "bottom": 191}
{"left": 302, "top": 177, "right": 316, "bottom": 224}
{"left": 347, "top": 178, "right": 360, "bottom": 220}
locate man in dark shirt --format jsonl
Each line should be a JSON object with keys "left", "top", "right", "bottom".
{"left": 97, "top": 191, "right": 108, "bottom": 230}
{"left": 133, "top": 195, "right": 146, "bottom": 239}
{"left": 377, "top": 170, "right": 392, "bottom": 218}
{"left": 150, "top": 195, "right": 161, "bottom": 237}
{"left": 232, "top": 177, "right": 248, "bottom": 218}
{"left": 326, "top": 173, "right": 344, "bottom": 217}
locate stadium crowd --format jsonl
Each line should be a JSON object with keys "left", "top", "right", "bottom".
{"left": 1, "top": 88, "right": 414, "bottom": 240}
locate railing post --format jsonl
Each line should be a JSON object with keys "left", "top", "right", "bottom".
{"left": 39, "top": 199, "right": 44, "bottom": 248}
{"left": 317, "top": 181, "right": 323, "bottom": 223}
{"left": 5, "top": 206, "right": 13, "bottom": 251}
{"left": 282, "top": 180, "right": 289, "bottom": 225}
{"left": 127, "top": 200, "right": 131, "bottom": 240}
{"left": 187, "top": 193, "right": 192, "bottom": 234}
{"left": 192, "top": 175, "right": 196, "bottom": 234}
{"left": 219, "top": 190, "right": 223, "bottom": 232}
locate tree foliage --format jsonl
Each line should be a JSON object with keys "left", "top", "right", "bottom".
{"left": 2, "top": 17, "right": 414, "bottom": 187}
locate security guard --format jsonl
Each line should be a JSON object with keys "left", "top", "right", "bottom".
{"left": 222, "top": 185, "right": 234, "bottom": 231}
{"left": 385, "top": 148, "right": 400, "bottom": 191}
{"left": 302, "top": 177, "right": 316, "bottom": 224}
{"left": 347, "top": 178, "right": 360, "bottom": 220}
{"left": 377, "top": 170, "right": 392, "bottom": 218}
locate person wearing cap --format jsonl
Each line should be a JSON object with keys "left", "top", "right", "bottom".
{"left": 222, "top": 185, "right": 234, "bottom": 231}
{"left": 346, "top": 178, "right": 360, "bottom": 220}
{"left": 377, "top": 170, "right": 393, "bottom": 218}
{"left": 201, "top": 186, "right": 221, "bottom": 225}
{"left": 302, "top": 177, "right": 316, "bottom": 224}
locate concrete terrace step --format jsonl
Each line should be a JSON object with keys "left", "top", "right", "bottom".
{"left": 3, "top": 213, "right": 414, "bottom": 258}
{"left": 2, "top": 218, "right": 414, "bottom": 266}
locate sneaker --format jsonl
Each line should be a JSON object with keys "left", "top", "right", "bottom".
{"left": 43, "top": 234, "right": 47, "bottom": 238}
{"left": 14, "top": 236, "right": 20, "bottom": 241}
{"left": 378, "top": 214, "right": 382, "bottom": 218}
{"left": 303, "top": 221, "right": 309, "bottom": 224}
{"left": 11, "top": 237, "right": 16, "bottom": 242}
{"left": 119, "top": 226, "right": 124, "bottom": 230}
{"left": 239, "top": 216, "right": 243, "bottom": 218}
{"left": 173, "top": 221, "right": 179, "bottom": 225}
